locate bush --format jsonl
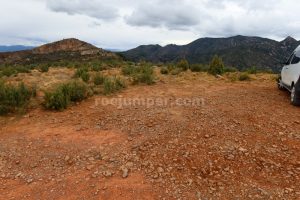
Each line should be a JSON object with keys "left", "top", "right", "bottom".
{"left": 92, "top": 65, "right": 106, "bottom": 72}
{"left": 15, "top": 66, "right": 31, "bottom": 73}
{"left": 39, "top": 64, "right": 50, "bottom": 73}
{"left": 0, "top": 81, "right": 34, "bottom": 115}
{"left": 74, "top": 67, "right": 90, "bottom": 82}
{"left": 133, "top": 65, "right": 155, "bottom": 85}
{"left": 94, "top": 73, "right": 105, "bottom": 85}
{"left": 1, "top": 67, "right": 16, "bottom": 77}
{"left": 190, "top": 64, "right": 208, "bottom": 72}
{"left": 239, "top": 73, "right": 251, "bottom": 81}
{"left": 160, "top": 67, "right": 169, "bottom": 74}
{"left": 224, "top": 67, "right": 238, "bottom": 73}
{"left": 208, "top": 55, "right": 225, "bottom": 75}
{"left": 103, "top": 76, "right": 126, "bottom": 95}
{"left": 44, "top": 81, "right": 90, "bottom": 110}
{"left": 122, "top": 65, "right": 138, "bottom": 76}
{"left": 247, "top": 66, "right": 257, "bottom": 74}
{"left": 170, "top": 68, "right": 183, "bottom": 75}
{"left": 176, "top": 59, "right": 189, "bottom": 71}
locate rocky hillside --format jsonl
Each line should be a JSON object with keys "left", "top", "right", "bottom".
{"left": 0, "top": 38, "right": 118, "bottom": 65}
{"left": 121, "top": 35, "right": 300, "bottom": 71}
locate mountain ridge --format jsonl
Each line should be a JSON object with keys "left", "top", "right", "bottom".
{"left": 0, "top": 45, "right": 35, "bottom": 53}
{"left": 120, "top": 35, "right": 300, "bottom": 71}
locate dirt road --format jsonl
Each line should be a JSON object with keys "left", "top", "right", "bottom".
{"left": 0, "top": 73, "right": 299, "bottom": 199}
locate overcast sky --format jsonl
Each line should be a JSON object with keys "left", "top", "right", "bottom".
{"left": 0, "top": 0, "right": 299, "bottom": 50}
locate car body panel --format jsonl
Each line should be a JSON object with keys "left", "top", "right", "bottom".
{"left": 281, "top": 45, "right": 300, "bottom": 88}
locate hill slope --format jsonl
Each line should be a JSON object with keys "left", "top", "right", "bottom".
{"left": 121, "top": 35, "right": 300, "bottom": 71}
{"left": 0, "top": 38, "right": 118, "bottom": 65}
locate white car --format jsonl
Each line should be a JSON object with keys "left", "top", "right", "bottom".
{"left": 278, "top": 45, "right": 300, "bottom": 106}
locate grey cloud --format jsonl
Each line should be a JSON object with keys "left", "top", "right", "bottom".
{"left": 46, "top": 0, "right": 119, "bottom": 20}
{"left": 125, "top": 0, "right": 200, "bottom": 30}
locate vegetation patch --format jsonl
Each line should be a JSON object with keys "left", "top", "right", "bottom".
{"left": 74, "top": 67, "right": 90, "bottom": 82}
{"left": 0, "top": 80, "right": 35, "bottom": 115}
{"left": 238, "top": 73, "right": 251, "bottom": 81}
{"left": 132, "top": 65, "right": 155, "bottom": 85}
{"left": 43, "top": 80, "right": 90, "bottom": 111}
{"left": 190, "top": 64, "right": 208, "bottom": 72}
{"left": 208, "top": 55, "right": 225, "bottom": 76}
{"left": 103, "top": 76, "right": 126, "bottom": 95}
{"left": 93, "top": 73, "right": 106, "bottom": 85}
{"left": 160, "top": 67, "right": 169, "bottom": 74}
{"left": 176, "top": 59, "right": 189, "bottom": 71}
{"left": 39, "top": 64, "right": 50, "bottom": 73}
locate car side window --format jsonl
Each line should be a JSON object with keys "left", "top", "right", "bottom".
{"left": 291, "top": 51, "right": 300, "bottom": 65}
{"left": 287, "top": 53, "right": 295, "bottom": 65}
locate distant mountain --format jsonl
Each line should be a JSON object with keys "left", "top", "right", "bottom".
{"left": 0, "top": 38, "right": 118, "bottom": 65}
{"left": 121, "top": 35, "right": 300, "bottom": 71}
{"left": 0, "top": 45, "right": 34, "bottom": 52}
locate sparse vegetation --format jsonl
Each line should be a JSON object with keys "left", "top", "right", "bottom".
{"left": 74, "top": 67, "right": 90, "bottom": 82}
{"left": 132, "top": 65, "right": 155, "bottom": 85}
{"left": 122, "top": 64, "right": 155, "bottom": 85}
{"left": 160, "top": 67, "right": 169, "bottom": 74}
{"left": 247, "top": 66, "right": 257, "bottom": 74}
{"left": 43, "top": 81, "right": 90, "bottom": 110}
{"left": 39, "top": 64, "right": 50, "bottom": 73}
{"left": 93, "top": 73, "right": 105, "bottom": 85}
{"left": 176, "top": 59, "right": 189, "bottom": 71}
{"left": 208, "top": 55, "right": 225, "bottom": 75}
{"left": 190, "top": 64, "right": 208, "bottom": 72}
{"left": 91, "top": 64, "right": 105, "bottom": 72}
{"left": 103, "top": 76, "right": 126, "bottom": 95}
{"left": 170, "top": 68, "right": 183, "bottom": 75}
{"left": 0, "top": 81, "right": 35, "bottom": 115}
{"left": 122, "top": 65, "right": 138, "bottom": 76}
{"left": 239, "top": 73, "right": 251, "bottom": 81}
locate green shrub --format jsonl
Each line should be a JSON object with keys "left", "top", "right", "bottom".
{"left": 67, "top": 81, "right": 90, "bottom": 102}
{"left": 1, "top": 67, "right": 16, "bottom": 77}
{"left": 39, "top": 64, "right": 50, "bottom": 73}
{"left": 170, "top": 68, "right": 183, "bottom": 75}
{"left": 239, "top": 73, "right": 251, "bottom": 81}
{"left": 15, "top": 66, "right": 31, "bottom": 73}
{"left": 92, "top": 65, "right": 106, "bottom": 72}
{"left": 133, "top": 65, "right": 155, "bottom": 85}
{"left": 247, "top": 66, "right": 257, "bottom": 74}
{"left": 0, "top": 81, "right": 34, "bottom": 115}
{"left": 114, "top": 76, "right": 126, "bottom": 90}
{"left": 74, "top": 67, "right": 90, "bottom": 82}
{"left": 122, "top": 65, "right": 138, "bottom": 76}
{"left": 44, "top": 81, "right": 90, "bottom": 110}
{"left": 103, "top": 77, "right": 126, "bottom": 95}
{"left": 160, "top": 67, "right": 169, "bottom": 74}
{"left": 224, "top": 67, "right": 238, "bottom": 73}
{"left": 208, "top": 55, "right": 225, "bottom": 75}
{"left": 176, "top": 59, "right": 189, "bottom": 71}
{"left": 190, "top": 64, "right": 208, "bottom": 72}
{"left": 94, "top": 73, "right": 105, "bottom": 85}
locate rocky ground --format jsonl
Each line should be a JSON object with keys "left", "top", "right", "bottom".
{"left": 0, "top": 73, "right": 299, "bottom": 200}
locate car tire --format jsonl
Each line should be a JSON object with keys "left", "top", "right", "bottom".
{"left": 291, "top": 85, "right": 300, "bottom": 106}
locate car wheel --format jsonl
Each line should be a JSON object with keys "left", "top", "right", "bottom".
{"left": 291, "top": 85, "right": 300, "bottom": 106}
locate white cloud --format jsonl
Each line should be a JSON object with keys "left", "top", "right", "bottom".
{"left": 46, "top": 0, "right": 119, "bottom": 20}
{"left": 0, "top": 0, "right": 299, "bottom": 49}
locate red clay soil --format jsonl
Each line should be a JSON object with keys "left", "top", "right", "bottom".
{"left": 0, "top": 76, "right": 299, "bottom": 200}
